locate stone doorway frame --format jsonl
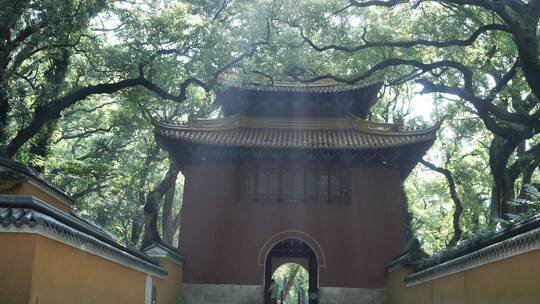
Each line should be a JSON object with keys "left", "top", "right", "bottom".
{"left": 263, "top": 238, "right": 319, "bottom": 304}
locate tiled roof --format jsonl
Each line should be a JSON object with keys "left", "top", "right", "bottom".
{"left": 0, "top": 207, "right": 36, "bottom": 227}
{"left": 153, "top": 116, "right": 438, "bottom": 150}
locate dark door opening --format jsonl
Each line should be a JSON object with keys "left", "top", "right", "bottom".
{"left": 264, "top": 239, "right": 318, "bottom": 304}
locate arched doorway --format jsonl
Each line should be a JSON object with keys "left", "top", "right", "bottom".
{"left": 264, "top": 239, "right": 318, "bottom": 304}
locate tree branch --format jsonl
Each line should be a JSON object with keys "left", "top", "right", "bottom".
{"left": 72, "top": 183, "right": 106, "bottom": 200}
{"left": 292, "top": 23, "right": 508, "bottom": 53}
{"left": 420, "top": 159, "right": 464, "bottom": 247}
{"left": 487, "top": 57, "right": 520, "bottom": 98}
{"left": 417, "top": 79, "right": 540, "bottom": 134}
{"left": 508, "top": 142, "right": 540, "bottom": 182}
{"left": 212, "top": 0, "right": 229, "bottom": 21}
{"left": 4, "top": 31, "right": 267, "bottom": 158}
{"left": 350, "top": 0, "right": 407, "bottom": 8}
{"left": 9, "top": 20, "right": 47, "bottom": 50}
{"left": 54, "top": 126, "right": 114, "bottom": 144}
{"left": 4, "top": 72, "right": 206, "bottom": 157}
{"left": 291, "top": 58, "right": 474, "bottom": 89}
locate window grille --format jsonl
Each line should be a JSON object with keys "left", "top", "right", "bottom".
{"left": 329, "top": 175, "right": 341, "bottom": 200}
{"left": 243, "top": 173, "right": 256, "bottom": 199}
{"left": 256, "top": 173, "right": 268, "bottom": 198}
{"left": 269, "top": 173, "right": 280, "bottom": 199}
{"left": 241, "top": 166, "right": 348, "bottom": 203}
{"left": 317, "top": 175, "right": 329, "bottom": 198}
{"left": 293, "top": 174, "right": 304, "bottom": 197}
{"left": 305, "top": 174, "right": 318, "bottom": 199}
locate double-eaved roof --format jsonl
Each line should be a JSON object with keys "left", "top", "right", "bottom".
{"left": 154, "top": 116, "right": 438, "bottom": 150}
{"left": 154, "top": 82, "right": 438, "bottom": 177}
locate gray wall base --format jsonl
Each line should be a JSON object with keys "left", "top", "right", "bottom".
{"left": 318, "top": 287, "right": 386, "bottom": 304}
{"left": 183, "top": 284, "right": 384, "bottom": 304}
{"left": 182, "top": 283, "right": 263, "bottom": 304}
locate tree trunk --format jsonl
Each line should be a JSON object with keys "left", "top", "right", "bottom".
{"left": 28, "top": 120, "right": 57, "bottom": 172}
{"left": 141, "top": 159, "right": 179, "bottom": 249}
{"left": 283, "top": 265, "right": 301, "bottom": 302}
{"left": 489, "top": 136, "right": 520, "bottom": 220}
{"left": 420, "top": 160, "right": 463, "bottom": 247}
{"left": 129, "top": 145, "right": 160, "bottom": 246}
{"left": 130, "top": 212, "right": 144, "bottom": 247}
{"left": 0, "top": 84, "right": 9, "bottom": 155}
{"left": 27, "top": 50, "right": 70, "bottom": 169}
{"left": 510, "top": 142, "right": 540, "bottom": 190}
{"left": 512, "top": 12, "right": 540, "bottom": 102}
{"left": 129, "top": 189, "right": 146, "bottom": 246}
{"left": 401, "top": 186, "right": 413, "bottom": 242}
{"left": 514, "top": 159, "right": 540, "bottom": 214}
{"left": 518, "top": 161, "right": 539, "bottom": 199}
{"left": 161, "top": 178, "right": 178, "bottom": 245}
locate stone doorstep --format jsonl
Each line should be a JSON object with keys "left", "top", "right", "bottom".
{"left": 183, "top": 283, "right": 263, "bottom": 304}
{"left": 319, "top": 287, "right": 386, "bottom": 304}
{"left": 182, "top": 283, "right": 385, "bottom": 304}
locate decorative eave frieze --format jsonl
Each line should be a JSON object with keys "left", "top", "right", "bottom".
{"left": 405, "top": 226, "right": 540, "bottom": 286}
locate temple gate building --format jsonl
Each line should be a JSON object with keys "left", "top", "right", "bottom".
{"left": 153, "top": 80, "right": 438, "bottom": 304}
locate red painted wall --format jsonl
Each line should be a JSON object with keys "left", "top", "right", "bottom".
{"left": 179, "top": 161, "right": 405, "bottom": 288}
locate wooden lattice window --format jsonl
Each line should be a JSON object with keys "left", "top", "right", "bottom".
{"left": 243, "top": 173, "right": 256, "bottom": 199}
{"left": 240, "top": 164, "right": 348, "bottom": 203}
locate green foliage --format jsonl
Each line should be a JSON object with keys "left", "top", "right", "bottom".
{"left": 272, "top": 263, "right": 309, "bottom": 303}
{"left": 2, "top": 0, "right": 539, "bottom": 254}
{"left": 507, "top": 185, "right": 540, "bottom": 223}
{"left": 414, "top": 228, "right": 496, "bottom": 268}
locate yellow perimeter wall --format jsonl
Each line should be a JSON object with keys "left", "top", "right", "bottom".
{"left": 154, "top": 259, "right": 183, "bottom": 304}
{"left": 387, "top": 249, "right": 540, "bottom": 304}
{"left": 0, "top": 233, "right": 183, "bottom": 304}
{"left": 1, "top": 179, "right": 71, "bottom": 213}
